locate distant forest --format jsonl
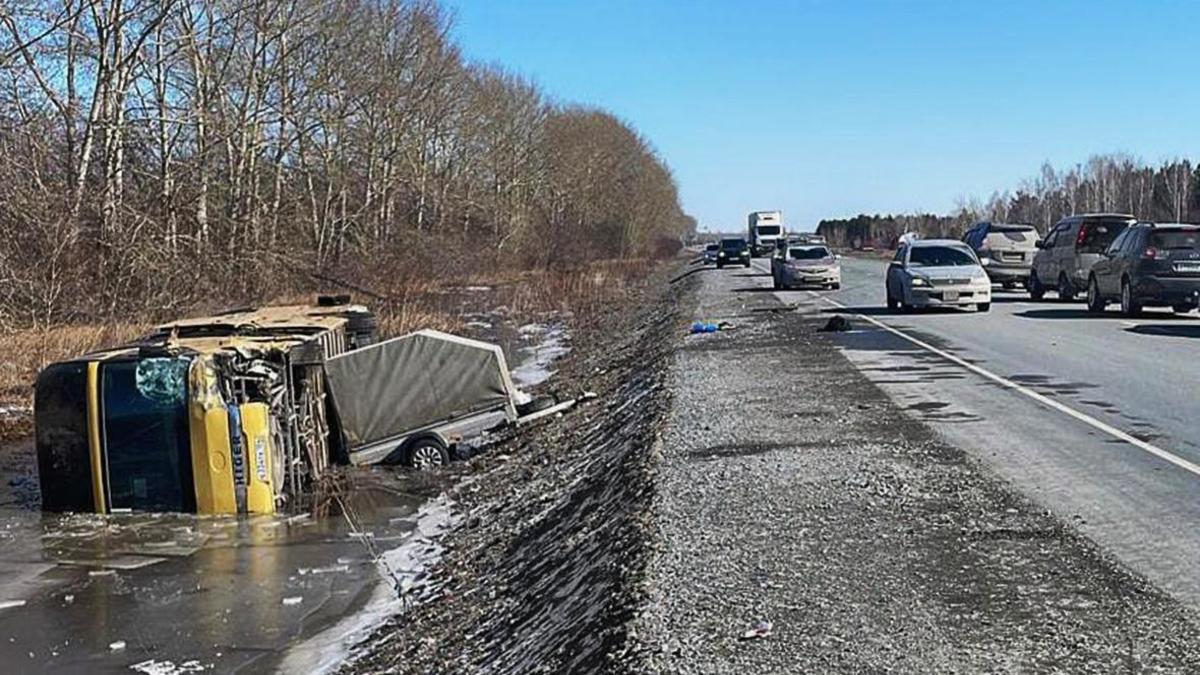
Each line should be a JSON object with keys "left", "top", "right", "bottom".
{"left": 818, "top": 155, "right": 1198, "bottom": 249}
{"left": 0, "top": 0, "right": 694, "bottom": 327}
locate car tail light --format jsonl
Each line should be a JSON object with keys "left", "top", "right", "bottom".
{"left": 1143, "top": 246, "right": 1160, "bottom": 260}
{"left": 1075, "top": 225, "right": 1088, "bottom": 247}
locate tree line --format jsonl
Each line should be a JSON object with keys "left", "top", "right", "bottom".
{"left": 817, "top": 155, "right": 1199, "bottom": 249}
{"left": 0, "top": 0, "right": 693, "bottom": 328}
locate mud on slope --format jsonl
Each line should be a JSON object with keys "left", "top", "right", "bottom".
{"left": 346, "top": 266, "right": 695, "bottom": 673}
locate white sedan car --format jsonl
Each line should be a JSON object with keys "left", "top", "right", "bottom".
{"left": 772, "top": 244, "right": 841, "bottom": 290}
{"left": 885, "top": 240, "right": 992, "bottom": 312}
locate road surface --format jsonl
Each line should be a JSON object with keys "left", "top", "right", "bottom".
{"left": 758, "top": 254, "right": 1200, "bottom": 608}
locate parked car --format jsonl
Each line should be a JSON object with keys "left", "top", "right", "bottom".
{"left": 772, "top": 245, "right": 841, "bottom": 290}
{"left": 704, "top": 243, "right": 719, "bottom": 264}
{"left": 1029, "top": 213, "right": 1135, "bottom": 300}
{"left": 885, "top": 240, "right": 992, "bottom": 312}
{"left": 716, "top": 237, "right": 751, "bottom": 268}
{"left": 961, "top": 222, "right": 1040, "bottom": 288}
{"left": 1086, "top": 222, "right": 1200, "bottom": 316}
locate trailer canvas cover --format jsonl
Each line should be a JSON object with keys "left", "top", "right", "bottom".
{"left": 324, "top": 330, "right": 519, "bottom": 447}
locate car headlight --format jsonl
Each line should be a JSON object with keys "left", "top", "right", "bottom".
{"left": 910, "top": 276, "right": 929, "bottom": 287}
{"left": 718, "top": 252, "right": 725, "bottom": 257}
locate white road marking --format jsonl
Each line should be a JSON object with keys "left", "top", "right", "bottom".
{"left": 808, "top": 291, "right": 1200, "bottom": 480}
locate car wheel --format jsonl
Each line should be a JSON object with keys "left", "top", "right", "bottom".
{"left": 744, "top": 262, "right": 751, "bottom": 268}
{"left": 1057, "top": 273, "right": 1076, "bottom": 301}
{"left": 886, "top": 283, "right": 899, "bottom": 311}
{"left": 977, "top": 302, "right": 991, "bottom": 312}
{"left": 1120, "top": 279, "right": 1142, "bottom": 318}
{"left": 716, "top": 262, "right": 724, "bottom": 269}
{"left": 1086, "top": 276, "right": 1106, "bottom": 314}
{"left": 772, "top": 275, "right": 781, "bottom": 290}
{"left": 830, "top": 283, "right": 841, "bottom": 290}
{"left": 1029, "top": 271, "right": 1045, "bottom": 301}
{"left": 1173, "top": 304, "right": 1194, "bottom": 314}
{"left": 406, "top": 438, "right": 450, "bottom": 470}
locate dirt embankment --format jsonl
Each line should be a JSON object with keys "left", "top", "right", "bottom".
{"left": 346, "top": 266, "right": 694, "bottom": 673}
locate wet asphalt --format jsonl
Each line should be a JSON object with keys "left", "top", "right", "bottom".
{"left": 631, "top": 257, "right": 1200, "bottom": 672}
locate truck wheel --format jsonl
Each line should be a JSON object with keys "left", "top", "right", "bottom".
{"left": 517, "top": 395, "right": 556, "bottom": 416}
{"left": 977, "top": 302, "right": 991, "bottom": 312}
{"left": 406, "top": 438, "right": 450, "bottom": 470}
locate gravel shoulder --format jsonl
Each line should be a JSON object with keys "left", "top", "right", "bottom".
{"left": 628, "top": 263, "right": 1200, "bottom": 673}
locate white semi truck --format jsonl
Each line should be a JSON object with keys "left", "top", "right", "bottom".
{"left": 747, "top": 210, "right": 785, "bottom": 257}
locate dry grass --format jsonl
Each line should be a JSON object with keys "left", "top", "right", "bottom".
{"left": 0, "top": 324, "right": 151, "bottom": 407}
{"left": 0, "top": 257, "right": 668, "bottom": 441}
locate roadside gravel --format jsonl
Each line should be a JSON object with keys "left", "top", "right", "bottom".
{"left": 627, "top": 263, "right": 1200, "bottom": 673}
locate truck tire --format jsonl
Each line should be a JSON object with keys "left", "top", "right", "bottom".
{"left": 406, "top": 437, "right": 450, "bottom": 470}
{"left": 517, "top": 395, "right": 556, "bottom": 416}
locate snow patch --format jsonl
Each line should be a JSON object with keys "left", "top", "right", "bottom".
{"left": 279, "top": 494, "right": 456, "bottom": 674}
{"left": 510, "top": 322, "right": 571, "bottom": 388}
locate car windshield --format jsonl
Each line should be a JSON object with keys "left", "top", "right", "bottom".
{"left": 720, "top": 238, "right": 745, "bottom": 249}
{"left": 705, "top": 244, "right": 718, "bottom": 251}
{"left": 908, "top": 246, "right": 977, "bottom": 267}
{"left": 1152, "top": 229, "right": 1200, "bottom": 250}
{"left": 790, "top": 247, "right": 830, "bottom": 260}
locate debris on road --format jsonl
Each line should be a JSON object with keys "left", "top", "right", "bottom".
{"left": 282, "top": 597, "right": 303, "bottom": 606}
{"left": 689, "top": 321, "right": 736, "bottom": 334}
{"left": 109, "top": 640, "right": 127, "bottom": 652}
{"left": 740, "top": 620, "right": 773, "bottom": 641}
{"left": 818, "top": 315, "right": 853, "bottom": 332}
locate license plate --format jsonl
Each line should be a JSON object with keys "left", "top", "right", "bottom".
{"left": 943, "top": 291, "right": 959, "bottom": 301}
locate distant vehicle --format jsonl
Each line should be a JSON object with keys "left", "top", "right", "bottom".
{"left": 717, "top": 237, "right": 751, "bottom": 268}
{"left": 962, "top": 222, "right": 1040, "bottom": 289}
{"left": 704, "top": 243, "right": 719, "bottom": 264}
{"left": 886, "top": 240, "right": 992, "bottom": 312}
{"left": 777, "top": 233, "right": 826, "bottom": 253}
{"left": 772, "top": 245, "right": 842, "bottom": 290}
{"left": 1029, "top": 213, "right": 1136, "bottom": 300}
{"left": 1086, "top": 222, "right": 1200, "bottom": 316}
{"left": 748, "top": 211, "right": 785, "bottom": 257}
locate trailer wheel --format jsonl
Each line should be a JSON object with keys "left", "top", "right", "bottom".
{"left": 406, "top": 438, "right": 450, "bottom": 470}
{"left": 517, "top": 395, "right": 557, "bottom": 416}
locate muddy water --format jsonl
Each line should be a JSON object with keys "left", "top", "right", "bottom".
{"left": 0, "top": 474, "right": 432, "bottom": 674}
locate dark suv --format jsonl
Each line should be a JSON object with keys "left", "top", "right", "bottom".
{"left": 717, "top": 237, "right": 751, "bottom": 268}
{"left": 1086, "top": 222, "right": 1200, "bottom": 316}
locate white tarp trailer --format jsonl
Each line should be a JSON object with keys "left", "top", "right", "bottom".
{"left": 324, "top": 329, "right": 573, "bottom": 468}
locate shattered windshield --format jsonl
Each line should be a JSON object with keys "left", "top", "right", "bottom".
{"left": 101, "top": 357, "right": 196, "bottom": 512}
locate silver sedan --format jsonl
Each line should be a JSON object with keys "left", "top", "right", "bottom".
{"left": 885, "top": 240, "right": 992, "bottom": 312}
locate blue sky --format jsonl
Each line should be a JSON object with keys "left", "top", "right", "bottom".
{"left": 445, "top": 1, "right": 1200, "bottom": 232}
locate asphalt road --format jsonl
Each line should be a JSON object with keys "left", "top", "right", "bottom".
{"left": 755, "top": 254, "right": 1200, "bottom": 609}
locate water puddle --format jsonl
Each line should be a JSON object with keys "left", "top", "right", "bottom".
{"left": 0, "top": 472, "right": 440, "bottom": 673}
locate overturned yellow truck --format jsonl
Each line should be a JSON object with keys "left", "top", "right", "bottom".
{"left": 35, "top": 297, "right": 553, "bottom": 515}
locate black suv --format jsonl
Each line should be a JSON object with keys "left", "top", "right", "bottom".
{"left": 1086, "top": 222, "right": 1200, "bottom": 316}
{"left": 717, "top": 237, "right": 752, "bottom": 268}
